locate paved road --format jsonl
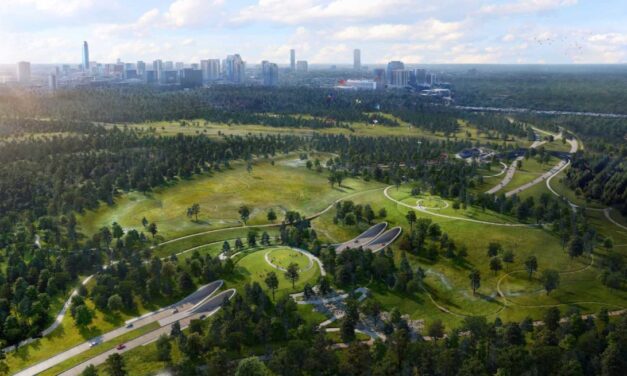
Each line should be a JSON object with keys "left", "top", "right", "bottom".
{"left": 59, "top": 289, "right": 235, "bottom": 376}
{"left": 14, "top": 281, "right": 224, "bottom": 376}
{"left": 486, "top": 138, "right": 546, "bottom": 195}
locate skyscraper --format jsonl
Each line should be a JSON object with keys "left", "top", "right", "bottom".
{"left": 354, "top": 49, "right": 361, "bottom": 70}
{"left": 136, "top": 61, "right": 146, "bottom": 77}
{"left": 225, "top": 54, "right": 245, "bottom": 84}
{"left": 16, "top": 61, "right": 31, "bottom": 83}
{"left": 82, "top": 41, "right": 90, "bottom": 71}
{"left": 290, "top": 49, "right": 296, "bottom": 71}
{"left": 386, "top": 61, "right": 405, "bottom": 83}
{"left": 153, "top": 59, "right": 163, "bottom": 83}
{"left": 48, "top": 74, "right": 57, "bottom": 92}
{"left": 296, "top": 60, "right": 308, "bottom": 73}
{"left": 261, "top": 61, "right": 279, "bottom": 86}
{"left": 201, "top": 59, "right": 221, "bottom": 81}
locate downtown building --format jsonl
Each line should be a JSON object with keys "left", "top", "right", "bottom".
{"left": 201, "top": 59, "right": 221, "bottom": 81}
{"left": 261, "top": 61, "right": 279, "bottom": 86}
{"left": 225, "top": 54, "right": 245, "bottom": 84}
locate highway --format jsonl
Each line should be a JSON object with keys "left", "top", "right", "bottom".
{"left": 14, "top": 281, "right": 227, "bottom": 376}
{"left": 59, "top": 289, "right": 236, "bottom": 376}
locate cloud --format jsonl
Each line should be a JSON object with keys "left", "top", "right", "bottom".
{"left": 164, "top": 0, "right": 225, "bottom": 28}
{"left": 332, "top": 19, "right": 464, "bottom": 42}
{"left": 233, "top": 0, "right": 415, "bottom": 25}
{"left": 13, "top": 0, "right": 96, "bottom": 17}
{"left": 479, "top": 0, "right": 577, "bottom": 16}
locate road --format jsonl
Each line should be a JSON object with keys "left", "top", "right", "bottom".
{"left": 14, "top": 281, "right": 225, "bottom": 376}
{"left": 59, "top": 289, "right": 236, "bottom": 376}
{"left": 485, "top": 138, "right": 546, "bottom": 195}
{"left": 453, "top": 105, "right": 627, "bottom": 119}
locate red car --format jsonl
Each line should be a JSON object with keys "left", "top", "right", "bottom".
{"left": 116, "top": 344, "right": 126, "bottom": 350}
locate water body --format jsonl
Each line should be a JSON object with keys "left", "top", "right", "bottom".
{"left": 454, "top": 105, "right": 627, "bottom": 119}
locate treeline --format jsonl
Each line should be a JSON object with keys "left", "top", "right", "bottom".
{"left": 565, "top": 154, "right": 627, "bottom": 213}
{"left": 0, "top": 126, "right": 305, "bottom": 218}
{"left": 0, "top": 118, "right": 97, "bottom": 137}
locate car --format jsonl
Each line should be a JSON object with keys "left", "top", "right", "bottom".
{"left": 199, "top": 314, "right": 206, "bottom": 320}
{"left": 89, "top": 340, "right": 100, "bottom": 348}
{"left": 116, "top": 344, "right": 126, "bottom": 350}
{"left": 126, "top": 323, "right": 134, "bottom": 329}
{"left": 172, "top": 308, "right": 179, "bottom": 314}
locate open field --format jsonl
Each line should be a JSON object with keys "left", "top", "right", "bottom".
{"left": 79, "top": 156, "right": 384, "bottom": 240}
{"left": 502, "top": 156, "right": 559, "bottom": 192}
{"left": 227, "top": 247, "right": 321, "bottom": 299}
{"left": 120, "top": 114, "right": 532, "bottom": 147}
{"left": 313, "top": 185, "right": 618, "bottom": 328}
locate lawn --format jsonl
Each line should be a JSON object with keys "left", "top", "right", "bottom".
{"left": 266, "top": 247, "right": 312, "bottom": 270}
{"left": 79, "top": 157, "right": 384, "bottom": 241}
{"left": 226, "top": 247, "right": 321, "bottom": 299}
{"left": 312, "top": 186, "right": 610, "bottom": 326}
{"left": 502, "top": 156, "right": 560, "bottom": 192}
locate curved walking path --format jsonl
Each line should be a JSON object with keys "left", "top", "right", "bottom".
{"left": 384, "top": 186, "right": 532, "bottom": 227}
{"left": 482, "top": 162, "right": 508, "bottom": 178}
{"left": 264, "top": 248, "right": 314, "bottom": 273}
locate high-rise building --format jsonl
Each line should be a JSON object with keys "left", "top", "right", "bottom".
{"left": 290, "top": 49, "right": 296, "bottom": 71}
{"left": 82, "top": 41, "right": 90, "bottom": 71}
{"left": 175, "top": 62, "right": 185, "bottom": 71}
{"left": 373, "top": 68, "right": 386, "bottom": 89}
{"left": 386, "top": 61, "right": 404, "bottom": 83}
{"left": 261, "top": 61, "right": 279, "bottom": 86}
{"left": 353, "top": 49, "right": 361, "bottom": 70}
{"left": 225, "top": 54, "right": 245, "bottom": 84}
{"left": 153, "top": 60, "right": 163, "bottom": 83}
{"left": 390, "top": 69, "right": 411, "bottom": 87}
{"left": 180, "top": 68, "right": 203, "bottom": 88}
{"left": 16, "top": 61, "right": 31, "bottom": 84}
{"left": 201, "top": 59, "right": 221, "bottom": 81}
{"left": 413, "top": 69, "right": 427, "bottom": 85}
{"left": 48, "top": 74, "right": 57, "bottom": 92}
{"left": 296, "top": 60, "right": 308, "bottom": 73}
{"left": 136, "top": 61, "right": 146, "bottom": 77}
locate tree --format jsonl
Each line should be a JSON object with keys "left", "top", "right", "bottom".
{"left": 525, "top": 256, "right": 538, "bottom": 279}
{"left": 247, "top": 230, "right": 257, "bottom": 247}
{"left": 81, "top": 365, "right": 98, "bottom": 376}
{"left": 427, "top": 319, "right": 445, "bottom": 340}
{"left": 187, "top": 203, "right": 200, "bottom": 221}
{"left": 156, "top": 334, "right": 172, "bottom": 362}
{"left": 341, "top": 318, "right": 356, "bottom": 343}
{"left": 222, "top": 240, "right": 231, "bottom": 255}
{"left": 267, "top": 209, "right": 277, "bottom": 223}
{"left": 540, "top": 269, "right": 560, "bottom": 295}
{"left": 405, "top": 210, "right": 417, "bottom": 231}
{"left": 239, "top": 206, "right": 250, "bottom": 224}
{"left": 105, "top": 353, "right": 127, "bottom": 376}
{"left": 147, "top": 222, "right": 158, "bottom": 239}
{"left": 489, "top": 257, "right": 503, "bottom": 275}
{"left": 141, "top": 217, "right": 149, "bottom": 228}
{"left": 112, "top": 222, "right": 124, "bottom": 240}
{"left": 235, "top": 357, "right": 273, "bottom": 376}
{"left": 378, "top": 208, "right": 387, "bottom": 218}
{"left": 469, "top": 270, "right": 481, "bottom": 295}
{"left": 487, "top": 242, "right": 501, "bottom": 257}
{"left": 264, "top": 272, "right": 279, "bottom": 300}
{"left": 285, "top": 263, "right": 300, "bottom": 289}
{"left": 568, "top": 236, "right": 584, "bottom": 258}
{"left": 344, "top": 213, "right": 356, "bottom": 226}
{"left": 74, "top": 305, "right": 92, "bottom": 326}
{"left": 502, "top": 250, "right": 515, "bottom": 271}
{"left": 107, "top": 294, "right": 123, "bottom": 312}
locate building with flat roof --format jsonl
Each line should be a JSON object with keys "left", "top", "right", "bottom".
{"left": 390, "top": 69, "right": 411, "bottom": 87}
{"left": 225, "top": 54, "right": 245, "bottom": 84}
{"left": 16, "top": 61, "right": 31, "bottom": 84}
{"left": 353, "top": 49, "right": 361, "bottom": 70}
{"left": 296, "top": 60, "right": 308, "bottom": 73}
{"left": 180, "top": 69, "right": 203, "bottom": 88}
{"left": 261, "top": 61, "right": 279, "bottom": 86}
{"left": 290, "top": 49, "right": 296, "bottom": 71}
{"left": 82, "top": 41, "right": 90, "bottom": 71}
{"left": 201, "top": 59, "right": 221, "bottom": 81}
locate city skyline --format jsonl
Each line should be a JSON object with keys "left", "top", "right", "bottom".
{"left": 1, "top": 0, "right": 626, "bottom": 65}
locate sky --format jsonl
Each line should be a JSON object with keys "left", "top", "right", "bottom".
{"left": 0, "top": 0, "right": 626, "bottom": 65}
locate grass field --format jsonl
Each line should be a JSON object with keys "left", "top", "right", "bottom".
{"left": 312, "top": 185, "right": 617, "bottom": 328}
{"left": 548, "top": 169, "right": 607, "bottom": 209}
{"left": 266, "top": 248, "right": 312, "bottom": 270}
{"left": 226, "top": 247, "right": 321, "bottom": 299}
{"left": 502, "top": 156, "right": 559, "bottom": 191}
{"left": 79, "top": 156, "right": 384, "bottom": 240}
{"left": 121, "top": 114, "right": 532, "bottom": 147}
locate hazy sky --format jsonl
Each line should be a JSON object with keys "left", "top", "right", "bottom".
{"left": 1, "top": 0, "right": 626, "bottom": 65}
